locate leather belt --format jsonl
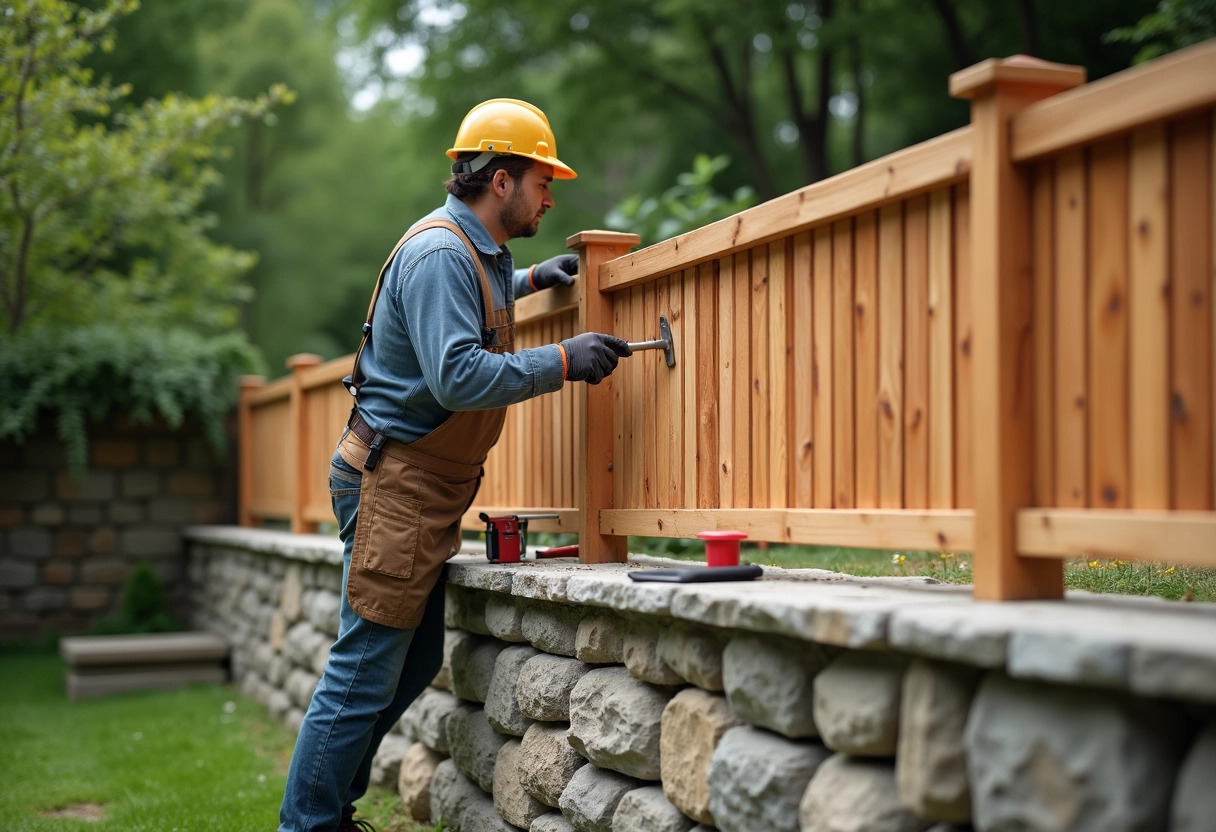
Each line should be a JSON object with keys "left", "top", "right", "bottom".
{"left": 348, "top": 409, "right": 377, "bottom": 446}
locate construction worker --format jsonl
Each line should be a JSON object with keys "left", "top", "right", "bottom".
{"left": 278, "top": 98, "right": 630, "bottom": 832}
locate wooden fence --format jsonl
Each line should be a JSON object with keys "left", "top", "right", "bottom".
{"left": 238, "top": 44, "right": 1216, "bottom": 600}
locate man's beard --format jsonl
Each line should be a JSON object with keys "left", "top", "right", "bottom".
{"left": 501, "top": 185, "right": 540, "bottom": 239}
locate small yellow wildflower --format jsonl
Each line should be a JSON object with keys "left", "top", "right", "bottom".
{"left": 1164, "top": 566, "right": 1175, "bottom": 575}
{"left": 891, "top": 553, "right": 906, "bottom": 566}
{"left": 940, "top": 552, "right": 955, "bottom": 560}
{"left": 1088, "top": 560, "right": 1101, "bottom": 569}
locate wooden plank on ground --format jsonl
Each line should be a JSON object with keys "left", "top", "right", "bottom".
{"left": 878, "top": 204, "right": 905, "bottom": 508}
{"left": 929, "top": 188, "right": 956, "bottom": 508}
{"left": 792, "top": 232, "right": 815, "bottom": 507}
{"left": 813, "top": 226, "right": 834, "bottom": 507}
{"left": 1088, "top": 138, "right": 1131, "bottom": 508}
{"left": 600, "top": 507, "right": 974, "bottom": 552}
{"left": 1171, "top": 114, "right": 1214, "bottom": 509}
{"left": 1054, "top": 149, "right": 1088, "bottom": 506}
{"left": 854, "top": 212, "right": 879, "bottom": 509}
{"left": 904, "top": 195, "right": 930, "bottom": 508}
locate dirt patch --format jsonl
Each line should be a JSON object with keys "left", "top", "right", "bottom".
{"left": 41, "top": 803, "right": 106, "bottom": 821}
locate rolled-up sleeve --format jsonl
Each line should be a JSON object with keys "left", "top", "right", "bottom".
{"left": 396, "top": 245, "right": 565, "bottom": 411}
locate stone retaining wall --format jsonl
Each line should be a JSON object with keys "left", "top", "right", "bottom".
{"left": 185, "top": 526, "right": 1216, "bottom": 832}
{"left": 0, "top": 418, "right": 235, "bottom": 640}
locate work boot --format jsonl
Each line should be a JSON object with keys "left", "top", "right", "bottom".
{"left": 338, "top": 806, "right": 376, "bottom": 832}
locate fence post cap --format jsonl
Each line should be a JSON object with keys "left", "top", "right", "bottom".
{"left": 285, "top": 353, "right": 324, "bottom": 370}
{"left": 949, "top": 55, "right": 1085, "bottom": 100}
{"left": 565, "top": 230, "right": 642, "bottom": 249}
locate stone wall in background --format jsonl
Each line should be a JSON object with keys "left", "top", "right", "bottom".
{"left": 0, "top": 417, "right": 236, "bottom": 640}
{"left": 186, "top": 526, "right": 1216, "bottom": 832}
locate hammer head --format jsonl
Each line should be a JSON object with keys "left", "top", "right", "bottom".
{"left": 659, "top": 315, "right": 675, "bottom": 367}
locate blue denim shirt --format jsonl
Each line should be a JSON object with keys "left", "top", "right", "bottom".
{"left": 353, "top": 195, "right": 565, "bottom": 444}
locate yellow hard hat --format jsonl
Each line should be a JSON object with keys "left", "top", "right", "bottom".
{"left": 447, "top": 98, "right": 577, "bottom": 179}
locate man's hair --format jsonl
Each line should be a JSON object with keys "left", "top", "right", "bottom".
{"left": 445, "top": 154, "right": 534, "bottom": 200}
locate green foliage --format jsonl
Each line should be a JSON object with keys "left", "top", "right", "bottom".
{"left": 605, "top": 154, "right": 756, "bottom": 245}
{"left": 92, "top": 562, "right": 179, "bottom": 635}
{"left": 1104, "top": 0, "right": 1216, "bottom": 63}
{"left": 0, "top": 323, "right": 263, "bottom": 475}
{"left": 0, "top": 0, "right": 293, "bottom": 336}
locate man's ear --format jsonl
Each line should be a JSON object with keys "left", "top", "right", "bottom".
{"left": 492, "top": 168, "right": 511, "bottom": 197}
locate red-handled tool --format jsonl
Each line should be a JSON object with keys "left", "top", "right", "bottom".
{"left": 479, "top": 513, "right": 578, "bottom": 563}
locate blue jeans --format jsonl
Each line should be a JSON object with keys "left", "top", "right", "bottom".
{"left": 278, "top": 447, "right": 446, "bottom": 832}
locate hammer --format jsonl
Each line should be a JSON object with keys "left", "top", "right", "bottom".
{"left": 626, "top": 315, "right": 676, "bottom": 367}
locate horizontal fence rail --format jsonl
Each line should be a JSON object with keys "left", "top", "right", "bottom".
{"left": 237, "top": 41, "right": 1216, "bottom": 598}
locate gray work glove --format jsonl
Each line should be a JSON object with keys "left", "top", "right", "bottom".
{"left": 560, "top": 332, "right": 632, "bottom": 385}
{"left": 531, "top": 254, "right": 578, "bottom": 289}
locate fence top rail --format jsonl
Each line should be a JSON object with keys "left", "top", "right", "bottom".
{"left": 598, "top": 126, "right": 972, "bottom": 293}
{"left": 299, "top": 355, "right": 353, "bottom": 391}
{"left": 1011, "top": 38, "right": 1216, "bottom": 162}
{"left": 246, "top": 374, "right": 293, "bottom": 407}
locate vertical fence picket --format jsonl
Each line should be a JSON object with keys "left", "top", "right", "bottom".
{"left": 1088, "top": 138, "right": 1131, "bottom": 509}
{"left": 1171, "top": 115, "right": 1214, "bottom": 509}
{"left": 769, "top": 241, "right": 791, "bottom": 509}
{"left": 854, "top": 212, "right": 879, "bottom": 510}
{"left": 732, "top": 252, "right": 753, "bottom": 507}
{"left": 792, "top": 233, "right": 815, "bottom": 508}
{"left": 718, "top": 254, "right": 736, "bottom": 507}
{"left": 696, "top": 263, "right": 720, "bottom": 509}
{"left": 929, "top": 190, "right": 956, "bottom": 510}
{"left": 1054, "top": 149, "right": 1088, "bottom": 507}
{"left": 878, "top": 205, "right": 905, "bottom": 509}
{"left": 954, "top": 184, "right": 974, "bottom": 510}
{"left": 813, "top": 226, "right": 834, "bottom": 507}
{"left": 833, "top": 220, "right": 856, "bottom": 509}
{"left": 751, "top": 246, "right": 771, "bottom": 508}
{"left": 1032, "top": 166, "right": 1055, "bottom": 508}
{"left": 1129, "top": 126, "right": 1170, "bottom": 510}
{"left": 904, "top": 196, "right": 930, "bottom": 510}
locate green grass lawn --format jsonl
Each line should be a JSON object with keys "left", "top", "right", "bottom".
{"left": 635, "top": 538, "right": 1216, "bottom": 602}
{"left": 0, "top": 651, "right": 432, "bottom": 832}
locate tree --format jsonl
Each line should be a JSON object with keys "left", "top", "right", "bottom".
{"left": 0, "top": 0, "right": 290, "bottom": 472}
{"left": 1105, "top": 0, "right": 1216, "bottom": 63}
{"left": 0, "top": 0, "right": 291, "bottom": 335}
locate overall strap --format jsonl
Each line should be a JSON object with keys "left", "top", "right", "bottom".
{"left": 347, "top": 218, "right": 496, "bottom": 396}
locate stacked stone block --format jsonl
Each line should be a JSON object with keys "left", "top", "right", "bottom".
{"left": 1, "top": 419, "right": 234, "bottom": 640}
{"left": 184, "top": 531, "right": 1216, "bottom": 832}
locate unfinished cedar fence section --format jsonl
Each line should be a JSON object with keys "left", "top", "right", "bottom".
{"left": 237, "top": 44, "right": 1216, "bottom": 600}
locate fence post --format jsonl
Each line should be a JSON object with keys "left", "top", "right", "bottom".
{"left": 951, "top": 56, "right": 1084, "bottom": 599}
{"left": 286, "top": 353, "right": 323, "bottom": 534}
{"left": 238, "top": 375, "right": 266, "bottom": 528}
{"left": 566, "top": 231, "right": 641, "bottom": 563}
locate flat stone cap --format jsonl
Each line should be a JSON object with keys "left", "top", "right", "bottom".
{"left": 60, "top": 632, "right": 229, "bottom": 667}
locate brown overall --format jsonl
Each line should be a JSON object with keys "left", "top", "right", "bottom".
{"left": 337, "top": 219, "right": 513, "bottom": 629}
